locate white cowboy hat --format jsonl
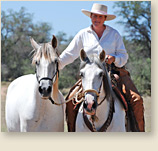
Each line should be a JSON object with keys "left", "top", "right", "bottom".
{"left": 81, "top": 3, "right": 116, "bottom": 21}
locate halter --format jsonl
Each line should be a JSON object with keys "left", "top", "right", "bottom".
{"left": 36, "top": 62, "right": 59, "bottom": 84}
{"left": 35, "top": 61, "right": 59, "bottom": 105}
{"left": 83, "top": 89, "right": 100, "bottom": 97}
{"left": 81, "top": 75, "right": 105, "bottom": 105}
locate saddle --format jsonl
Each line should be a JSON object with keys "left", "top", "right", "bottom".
{"left": 65, "top": 68, "right": 128, "bottom": 132}
{"left": 112, "top": 85, "right": 128, "bottom": 111}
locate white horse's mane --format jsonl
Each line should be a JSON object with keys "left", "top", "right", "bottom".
{"left": 31, "top": 43, "right": 58, "bottom": 65}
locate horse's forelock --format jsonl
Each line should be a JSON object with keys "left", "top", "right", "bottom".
{"left": 32, "top": 43, "right": 57, "bottom": 65}
{"left": 80, "top": 54, "right": 97, "bottom": 70}
{"left": 80, "top": 54, "right": 104, "bottom": 70}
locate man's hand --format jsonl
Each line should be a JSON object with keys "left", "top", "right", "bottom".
{"left": 105, "top": 55, "right": 115, "bottom": 64}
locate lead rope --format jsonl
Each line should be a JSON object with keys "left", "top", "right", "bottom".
{"left": 49, "top": 96, "right": 79, "bottom": 106}
{"left": 48, "top": 87, "right": 85, "bottom": 106}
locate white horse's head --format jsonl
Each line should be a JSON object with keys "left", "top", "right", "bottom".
{"left": 80, "top": 49, "right": 111, "bottom": 115}
{"left": 31, "top": 35, "right": 59, "bottom": 99}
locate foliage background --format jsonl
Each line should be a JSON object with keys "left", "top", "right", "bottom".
{"left": 1, "top": 1, "right": 151, "bottom": 133}
{"left": 1, "top": 1, "right": 151, "bottom": 96}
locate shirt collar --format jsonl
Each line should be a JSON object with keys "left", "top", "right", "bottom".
{"left": 86, "top": 26, "right": 93, "bottom": 32}
{"left": 87, "top": 24, "right": 110, "bottom": 33}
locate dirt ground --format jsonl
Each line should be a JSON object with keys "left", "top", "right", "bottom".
{"left": 1, "top": 82, "right": 151, "bottom": 132}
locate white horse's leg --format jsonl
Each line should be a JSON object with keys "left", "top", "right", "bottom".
{"left": 6, "top": 95, "right": 20, "bottom": 132}
{"left": 6, "top": 118, "right": 20, "bottom": 132}
{"left": 76, "top": 113, "right": 85, "bottom": 132}
{"left": 20, "top": 119, "right": 28, "bottom": 132}
{"left": 107, "top": 100, "right": 126, "bottom": 132}
{"left": 76, "top": 104, "right": 90, "bottom": 132}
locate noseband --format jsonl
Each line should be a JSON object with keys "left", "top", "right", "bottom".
{"left": 83, "top": 89, "right": 100, "bottom": 97}
{"left": 81, "top": 77, "right": 105, "bottom": 105}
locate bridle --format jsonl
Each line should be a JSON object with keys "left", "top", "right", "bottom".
{"left": 81, "top": 72, "right": 115, "bottom": 132}
{"left": 35, "top": 61, "right": 59, "bottom": 84}
{"left": 77, "top": 74, "right": 106, "bottom": 106}
{"left": 83, "top": 96, "right": 114, "bottom": 132}
{"left": 35, "top": 61, "right": 59, "bottom": 105}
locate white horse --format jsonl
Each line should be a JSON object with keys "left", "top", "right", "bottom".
{"left": 5, "top": 36, "right": 65, "bottom": 132}
{"left": 76, "top": 49, "right": 126, "bottom": 132}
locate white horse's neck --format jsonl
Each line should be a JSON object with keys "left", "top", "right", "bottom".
{"left": 97, "top": 88, "right": 110, "bottom": 123}
{"left": 92, "top": 85, "right": 126, "bottom": 132}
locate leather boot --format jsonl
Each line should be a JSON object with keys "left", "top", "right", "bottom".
{"left": 66, "top": 101, "right": 78, "bottom": 132}
{"left": 65, "top": 79, "right": 82, "bottom": 132}
{"left": 119, "top": 70, "right": 145, "bottom": 132}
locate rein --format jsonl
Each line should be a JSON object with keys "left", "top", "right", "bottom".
{"left": 81, "top": 73, "right": 115, "bottom": 132}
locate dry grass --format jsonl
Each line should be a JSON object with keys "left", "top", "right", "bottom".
{"left": 1, "top": 82, "right": 151, "bottom": 132}
{"left": 1, "top": 82, "right": 10, "bottom": 132}
{"left": 143, "top": 96, "right": 151, "bottom": 132}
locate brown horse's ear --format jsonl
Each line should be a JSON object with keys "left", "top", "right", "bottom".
{"left": 99, "top": 50, "right": 106, "bottom": 62}
{"left": 30, "top": 37, "right": 39, "bottom": 50}
{"left": 80, "top": 49, "right": 88, "bottom": 62}
{"left": 52, "top": 35, "right": 57, "bottom": 49}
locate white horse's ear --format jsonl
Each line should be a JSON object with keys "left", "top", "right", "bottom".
{"left": 99, "top": 50, "right": 106, "bottom": 62}
{"left": 52, "top": 35, "right": 57, "bottom": 49}
{"left": 30, "top": 37, "right": 40, "bottom": 50}
{"left": 80, "top": 49, "right": 87, "bottom": 62}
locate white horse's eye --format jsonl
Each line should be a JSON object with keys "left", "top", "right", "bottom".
{"left": 80, "top": 72, "right": 84, "bottom": 78}
{"left": 54, "top": 59, "right": 58, "bottom": 64}
{"left": 99, "top": 72, "right": 104, "bottom": 77}
{"left": 35, "top": 61, "right": 40, "bottom": 66}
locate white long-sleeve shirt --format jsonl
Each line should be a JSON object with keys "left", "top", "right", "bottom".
{"left": 59, "top": 25, "right": 128, "bottom": 69}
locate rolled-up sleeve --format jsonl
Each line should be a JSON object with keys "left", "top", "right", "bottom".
{"left": 59, "top": 31, "right": 83, "bottom": 70}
